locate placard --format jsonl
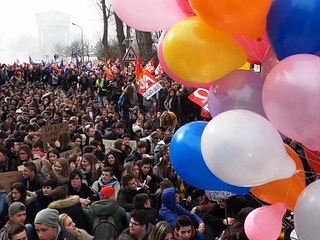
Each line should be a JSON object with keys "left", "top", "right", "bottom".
{"left": 0, "top": 171, "right": 23, "bottom": 193}
{"left": 41, "top": 123, "right": 69, "bottom": 148}
{"left": 103, "top": 139, "right": 137, "bottom": 153}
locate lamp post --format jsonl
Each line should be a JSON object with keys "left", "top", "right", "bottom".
{"left": 72, "top": 22, "right": 84, "bottom": 64}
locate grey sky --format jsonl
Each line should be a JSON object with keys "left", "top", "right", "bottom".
{"left": 0, "top": 0, "right": 105, "bottom": 63}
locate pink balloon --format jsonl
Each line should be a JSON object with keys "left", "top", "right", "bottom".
{"left": 233, "top": 32, "right": 270, "bottom": 64}
{"left": 262, "top": 54, "right": 320, "bottom": 151}
{"left": 208, "top": 70, "right": 266, "bottom": 118}
{"left": 244, "top": 203, "right": 287, "bottom": 240}
{"left": 158, "top": 31, "right": 212, "bottom": 88}
{"left": 176, "top": 0, "right": 196, "bottom": 17}
{"left": 112, "top": 0, "right": 186, "bottom": 32}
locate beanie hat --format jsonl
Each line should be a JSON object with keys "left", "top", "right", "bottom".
{"left": 35, "top": 209, "right": 60, "bottom": 228}
{"left": 100, "top": 186, "right": 115, "bottom": 199}
{"left": 8, "top": 202, "right": 26, "bottom": 216}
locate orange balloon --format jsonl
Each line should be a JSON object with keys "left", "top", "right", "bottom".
{"left": 252, "top": 145, "right": 305, "bottom": 211}
{"left": 189, "top": 0, "right": 271, "bottom": 38}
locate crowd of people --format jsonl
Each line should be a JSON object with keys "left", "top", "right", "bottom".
{"left": 0, "top": 61, "right": 281, "bottom": 240}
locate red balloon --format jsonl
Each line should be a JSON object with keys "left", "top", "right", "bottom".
{"left": 176, "top": 0, "right": 195, "bottom": 17}
{"left": 233, "top": 32, "right": 270, "bottom": 64}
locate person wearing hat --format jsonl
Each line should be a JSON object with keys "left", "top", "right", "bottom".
{"left": 88, "top": 186, "right": 127, "bottom": 234}
{"left": 34, "top": 209, "right": 77, "bottom": 240}
{"left": 0, "top": 202, "right": 35, "bottom": 240}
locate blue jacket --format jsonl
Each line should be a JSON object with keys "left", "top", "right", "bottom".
{"left": 159, "top": 187, "right": 204, "bottom": 229}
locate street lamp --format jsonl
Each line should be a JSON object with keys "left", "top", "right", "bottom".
{"left": 72, "top": 22, "right": 84, "bottom": 64}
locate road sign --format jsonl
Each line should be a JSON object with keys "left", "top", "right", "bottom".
{"left": 122, "top": 46, "right": 138, "bottom": 62}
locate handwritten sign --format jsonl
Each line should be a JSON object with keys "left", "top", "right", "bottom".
{"left": 41, "top": 123, "right": 69, "bottom": 148}
{"left": 0, "top": 171, "right": 23, "bottom": 193}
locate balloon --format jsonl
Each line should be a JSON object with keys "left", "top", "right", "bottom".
{"left": 260, "top": 47, "right": 279, "bottom": 79}
{"left": 170, "top": 121, "right": 250, "bottom": 194}
{"left": 262, "top": 54, "right": 320, "bottom": 151}
{"left": 233, "top": 32, "right": 271, "bottom": 64}
{"left": 176, "top": 0, "right": 195, "bottom": 17}
{"left": 189, "top": 0, "right": 271, "bottom": 38}
{"left": 294, "top": 180, "right": 320, "bottom": 240}
{"left": 112, "top": 0, "right": 186, "bottom": 32}
{"left": 304, "top": 147, "right": 320, "bottom": 174}
{"left": 252, "top": 145, "right": 306, "bottom": 211}
{"left": 267, "top": 0, "right": 320, "bottom": 60}
{"left": 163, "top": 17, "right": 247, "bottom": 84}
{"left": 207, "top": 70, "right": 266, "bottom": 118}
{"left": 157, "top": 31, "right": 212, "bottom": 89}
{"left": 201, "top": 110, "right": 296, "bottom": 187}
{"left": 244, "top": 203, "right": 287, "bottom": 240}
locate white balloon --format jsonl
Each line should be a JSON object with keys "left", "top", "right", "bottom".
{"left": 294, "top": 180, "right": 320, "bottom": 240}
{"left": 201, "top": 109, "right": 296, "bottom": 187}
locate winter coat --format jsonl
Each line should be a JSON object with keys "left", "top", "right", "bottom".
{"left": 48, "top": 195, "right": 89, "bottom": 232}
{"left": 88, "top": 199, "right": 127, "bottom": 234}
{"left": 159, "top": 188, "right": 203, "bottom": 229}
{"left": 117, "top": 188, "right": 147, "bottom": 212}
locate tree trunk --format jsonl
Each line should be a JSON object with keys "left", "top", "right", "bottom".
{"left": 114, "top": 13, "right": 126, "bottom": 60}
{"left": 135, "top": 30, "right": 153, "bottom": 64}
{"left": 101, "top": 0, "right": 109, "bottom": 60}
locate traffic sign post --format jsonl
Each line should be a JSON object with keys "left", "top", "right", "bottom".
{"left": 122, "top": 46, "right": 138, "bottom": 62}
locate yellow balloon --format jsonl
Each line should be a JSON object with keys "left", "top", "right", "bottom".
{"left": 163, "top": 17, "right": 247, "bottom": 84}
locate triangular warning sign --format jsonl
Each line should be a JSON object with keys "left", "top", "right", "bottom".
{"left": 122, "top": 46, "right": 138, "bottom": 62}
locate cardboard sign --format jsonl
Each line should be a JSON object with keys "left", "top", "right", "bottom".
{"left": 188, "top": 88, "right": 209, "bottom": 111}
{"left": 0, "top": 171, "right": 23, "bottom": 193}
{"left": 41, "top": 123, "right": 69, "bottom": 147}
{"left": 122, "top": 46, "right": 138, "bottom": 62}
{"left": 138, "top": 72, "right": 163, "bottom": 100}
{"left": 205, "top": 190, "right": 236, "bottom": 200}
{"left": 103, "top": 139, "right": 137, "bottom": 153}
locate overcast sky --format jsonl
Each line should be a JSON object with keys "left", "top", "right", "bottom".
{"left": 0, "top": 0, "right": 106, "bottom": 63}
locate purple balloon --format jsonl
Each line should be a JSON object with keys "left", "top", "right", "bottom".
{"left": 208, "top": 70, "right": 266, "bottom": 118}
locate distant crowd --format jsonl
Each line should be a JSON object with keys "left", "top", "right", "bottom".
{"left": 0, "top": 61, "right": 269, "bottom": 240}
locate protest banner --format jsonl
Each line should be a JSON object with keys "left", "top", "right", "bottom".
{"left": 0, "top": 171, "right": 23, "bottom": 193}
{"left": 41, "top": 123, "right": 69, "bottom": 149}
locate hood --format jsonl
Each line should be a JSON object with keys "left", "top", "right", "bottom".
{"left": 48, "top": 195, "right": 80, "bottom": 209}
{"left": 98, "top": 176, "right": 118, "bottom": 187}
{"left": 162, "top": 187, "right": 176, "bottom": 211}
{"left": 90, "top": 199, "right": 120, "bottom": 216}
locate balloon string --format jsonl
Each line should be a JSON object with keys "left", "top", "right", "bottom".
{"left": 248, "top": 193, "right": 294, "bottom": 228}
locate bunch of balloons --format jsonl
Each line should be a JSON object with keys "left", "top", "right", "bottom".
{"left": 113, "top": 1, "right": 320, "bottom": 239}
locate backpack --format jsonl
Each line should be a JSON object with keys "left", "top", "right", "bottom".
{"left": 92, "top": 216, "right": 118, "bottom": 240}
{"left": 117, "top": 95, "right": 124, "bottom": 110}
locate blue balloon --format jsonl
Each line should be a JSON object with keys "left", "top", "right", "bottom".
{"left": 267, "top": 0, "right": 320, "bottom": 60}
{"left": 170, "top": 121, "right": 249, "bottom": 194}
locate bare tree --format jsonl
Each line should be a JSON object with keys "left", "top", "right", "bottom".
{"left": 52, "top": 42, "right": 68, "bottom": 60}
{"left": 98, "top": 0, "right": 113, "bottom": 60}
{"left": 135, "top": 30, "right": 154, "bottom": 64}
{"left": 114, "top": 13, "right": 126, "bottom": 60}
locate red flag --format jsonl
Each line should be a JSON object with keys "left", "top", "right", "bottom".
{"left": 104, "top": 66, "right": 113, "bottom": 79}
{"left": 135, "top": 56, "right": 143, "bottom": 81}
{"left": 111, "top": 64, "right": 119, "bottom": 74}
{"left": 106, "top": 59, "right": 111, "bottom": 68}
{"left": 155, "top": 63, "right": 163, "bottom": 76}
{"left": 138, "top": 71, "right": 163, "bottom": 100}
{"left": 143, "top": 58, "right": 155, "bottom": 74}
